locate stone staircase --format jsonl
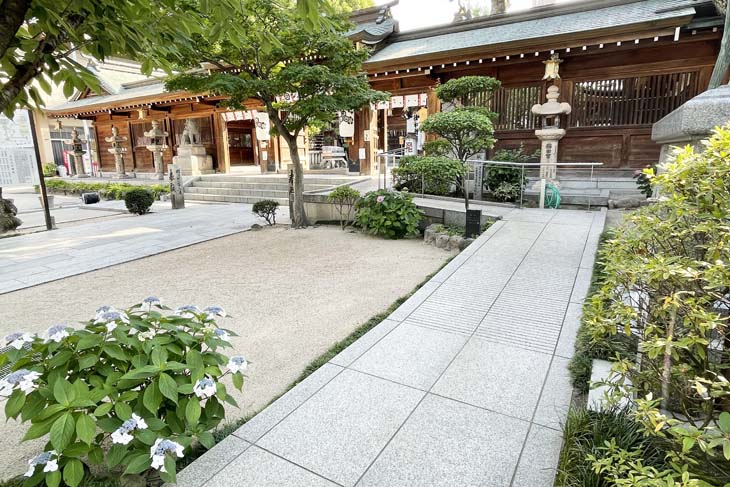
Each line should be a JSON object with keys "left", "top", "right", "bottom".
{"left": 522, "top": 169, "right": 645, "bottom": 206}
{"left": 184, "top": 175, "right": 367, "bottom": 205}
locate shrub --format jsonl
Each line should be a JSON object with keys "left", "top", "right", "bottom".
{"left": 392, "top": 156, "right": 464, "bottom": 196}
{"left": 484, "top": 145, "right": 537, "bottom": 202}
{"left": 42, "top": 163, "right": 58, "bottom": 178}
{"left": 633, "top": 165, "right": 655, "bottom": 198}
{"left": 328, "top": 186, "right": 360, "bottom": 230}
{"left": 124, "top": 188, "right": 154, "bottom": 215}
{"left": 0, "top": 299, "right": 246, "bottom": 486}
{"left": 579, "top": 126, "right": 730, "bottom": 484}
{"left": 252, "top": 200, "right": 279, "bottom": 225}
{"left": 354, "top": 189, "right": 422, "bottom": 239}
{"left": 44, "top": 180, "right": 170, "bottom": 200}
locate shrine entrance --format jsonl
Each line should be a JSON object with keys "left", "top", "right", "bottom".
{"left": 226, "top": 120, "right": 256, "bottom": 166}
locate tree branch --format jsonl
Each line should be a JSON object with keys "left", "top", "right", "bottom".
{"left": 0, "top": 0, "right": 31, "bottom": 60}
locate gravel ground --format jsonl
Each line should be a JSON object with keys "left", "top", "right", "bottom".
{"left": 0, "top": 225, "right": 453, "bottom": 480}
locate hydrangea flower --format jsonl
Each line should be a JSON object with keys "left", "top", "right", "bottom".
{"left": 193, "top": 377, "right": 216, "bottom": 399}
{"left": 174, "top": 305, "right": 200, "bottom": 318}
{"left": 203, "top": 306, "right": 226, "bottom": 319}
{"left": 95, "top": 305, "right": 115, "bottom": 317}
{"left": 227, "top": 356, "right": 248, "bottom": 374}
{"left": 150, "top": 439, "right": 184, "bottom": 471}
{"left": 94, "top": 310, "right": 129, "bottom": 332}
{"left": 24, "top": 451, "right": 58, "bottom": 477}
{"left": 4, "top": 332, "right": 34, "bottom": 350}
{"left": 376, "top": 195, "right": 385, "bottom": 203}
{"left": 111, "top": 413, "right": 148, "bottom": 445}
{"left": 142, "top": 296, "right": 161, "bottom": 311}
{"left": 0, "top": 369, "right": 42, "bottom": 396}
{"left": 45, "top": 324, "right": 70, "bottom": 343}
{"left": 212, "top": 328, "right": 230, "bottom": 342}
{"left": 136, "top": 329, "right": 157, "bottom": 342}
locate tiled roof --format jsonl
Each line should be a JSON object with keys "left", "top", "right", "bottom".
{"left": 45, "top": 81, "right": 172, "bottom": 114}
{"left": 365, "top": 0, "right": 702, "bottom": 66}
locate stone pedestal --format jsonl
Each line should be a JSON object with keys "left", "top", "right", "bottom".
{"left": 172, "top": 145, "right": 214, "bottom": 176}
{"left": 534, "top": 128, "right": 565, "bottom": 182}
{"left": 72, "top": 152, "right": 89, "bottom": 178}
{"left": 169, "top": 164, "right": 185, "bottom": 210}
{"left": 652, "top": 85, "right": 730, "bottom": 166}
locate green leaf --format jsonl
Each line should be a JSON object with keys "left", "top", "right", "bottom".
{"left": 46, "top": 469, "right": 61, "bottom": 487}
{"left": 50, "top": 412, "right": 75, "bottom": 452}
{"left": 76, "top": 332, "right": 102, "bottom": 351}
{"left": 186, "top": 398, "right": 201, "bottom": 426}
{"left": 103, "top": 344, "right": 128, "bottom": 361}
{"left": 77, "top": 354, "right": 98, "bottom": 370}
{"left": 93, "top": 402, "right": 113, "bottom": 417}
{"left": 21, "top": 392, "right": 46, "bottom": 422}
{"left": 48, "top": 350, "right": 73, "bottom": 369}
{"left": 114, "top": 401, "right": 133, "bottom": 421}
{"left": 121, "top": 365, "right": 160, "bottom": 381}
{"left": 62, "top": 442, "right": 90, "bottom": 458}
{"left": 96, "top": 417, "right": 122, "bottom": 433}
{"left": 5, "top": 389, "right": 26, "bottom": 419}
{"left": 107, "top": 444, "right": 128, "bottom": 469}
{"left": 719, "top": 412, "right": 730, "bottom": 433}
{"left": 53, "top": 380, "right": 76, "bottom": 407}
{"left": 76, "top": 414, "right": 96, "bottom": 445}
{"left": 123, "top": 453, "right": 152, "bottom": 475}
{"left": 198, "top": 430, "right": 215, "bottom": 449}
{"left": 143, "top": 381, "right": 163, "bottom": 414}
{"left": 161, "top": 455, "right": 177, "bottom": 484}
{"left": 158, "top": 373, "right": 178, "bottom": 404}
{"left": 23, "top": 417, "right": 56, "bottom": 441}
{"left": 88, "top": 446, "right": 104, "bottom": 465}
{"left": 232, "top": 372, "right": 244, "bottom": 392}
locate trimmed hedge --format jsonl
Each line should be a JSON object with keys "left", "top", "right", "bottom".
{"left": 44, "top": 180, "right": 169, "bottom": 200}
{"left": 124, "top": 188, "right": 154, "bottom": 214}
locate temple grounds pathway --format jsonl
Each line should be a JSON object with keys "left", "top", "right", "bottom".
{"left": 178, "top": 207, "right": 606, "bottom": 487}
{"left": 0, "top": 225, "right": 453, "bottom": 480}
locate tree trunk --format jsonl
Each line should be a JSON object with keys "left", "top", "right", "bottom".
{"left": 287, "top": 139, "right": 309, "bottom": 228}
{"left": 709, "top": 6, "right": 730, "bottom": 89}
{"left": 0, "top": 0, "right": 31, "bottom": 60}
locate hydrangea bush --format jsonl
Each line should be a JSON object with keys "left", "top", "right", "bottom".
{"left": 354, "top": 189, "right": 422, "bottom": 239}
{"left": 0, "top": 298, "right": 247, "bottom": 486}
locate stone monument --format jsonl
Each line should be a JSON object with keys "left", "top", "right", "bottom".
{"left": 144, "top": 120, "right": 168, "bottom": 180}
{"left": 172, "top": 119, "right": 214, "bottom": 176}
{"left": 169, "top": 164, "right": 185, "bottom": 209}
{"left": 105, "top": 126, "right": 129, "bottom": 178}
{"left": 531, "top": 85, "right": 572, "bottom": 183}
{"left": 652, "top": 84, "right": 730, "bottom": 166}
{"left": 64, "top": 128, "right": 88, "bottom": 178}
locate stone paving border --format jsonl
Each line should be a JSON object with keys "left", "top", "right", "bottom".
{"left": 178, "top": 207, "right": 606, "bottom": 487}
{"left": 0, "top": 203, "right": 259, "bottom": 295}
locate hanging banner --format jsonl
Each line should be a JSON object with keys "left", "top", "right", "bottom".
{"left": 275, "top": 93, "right": 299, "bottom": 103}
{"left": 222, "top": 110, "right": 257, "bottom": 122}
{"left": 390, "top": 96, "right": 404, "bottom": 109}
{"left": 405, "top": 94, "right": 419, "bottom": 108}
{"left": 253, "top": 111, "right": 270, "bottom": 140}
{"left": 339, "top": 111, "right": 355, "bottom": 138}
{"left": 419, "top": 93, "right": 428, "bottom": 106}
{"left": 376, "top": 101, "right": 390, "bottom": 110}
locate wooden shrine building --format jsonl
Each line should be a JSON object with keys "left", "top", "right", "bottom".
{"left": 44, "top": 0, "right": 724, "bottom": 177}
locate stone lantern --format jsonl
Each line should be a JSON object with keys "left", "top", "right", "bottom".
{"left": 144, "top": 120, "right": 168, "bottom": 180}
{"left": 105, "top": 126, "right": 129, "bottom": 178}
{"left": 63, "top": 128, "right": 88, "bottom": 178}
{"left": 531, "top": 85, "right": 571, "bottom": 183}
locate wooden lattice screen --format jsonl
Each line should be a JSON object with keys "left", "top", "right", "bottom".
{"left": 471, "top": 84, "right": 542, "bottom": 131}
{"left": 570, "top": 72, "right": 700, "bottom": 128}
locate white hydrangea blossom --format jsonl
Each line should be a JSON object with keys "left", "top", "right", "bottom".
{"left": 150, "top": 439, "right": 184, "bottom": 472}
{"left": 24, "top": 450, "right": 58, "bottom": 477}
{"left": 227, "top": 356, "right": 248, "bottom": 374}
{"left": 45, "top": 324, "right": 70, "bottom": 343}
{"left": 174, "top": 305, "right": 200, "bottom": 319}
{"left": 136, "top": 329, "right": 157, "bottom": 342}
{"left": 4, "top": 332, "right": 34, "bottom": 350}
{"left": 203, "top": 306, "right": 226, "bottom": 319}
{"left": 94, "top": 309, "right": 130, "bottom": 332}
{"left": 193, "top": 377, "right": 216, "bottom": 399}
{"left": 142, "top": 296, "right": 162, "bottom": 312}
{"left": 212, "top": 328, "right": 230, "bottom": 342}
{"left": 111, "top": 413, "right": 148, "bottom": 445}
{"left": 0, "top": 369, "right": 42, "bottom": 396}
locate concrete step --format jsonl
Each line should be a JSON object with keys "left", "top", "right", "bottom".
{"left": 184, "top": 187, "right": 289, "bottom": 198}
{"left": 184, "top": 192, "right": 289, "bottom": 205}
{"left": 524, "top": 187, "right": 609, "bottom": 207}
{"left": 525, "top": 177, "right": 640, "bottom": 191}
{"left": 196, "top": 175, "right": 362, "bottom": 186}
{"left": 188, "top": 181, "right": 332, "bottom": 191}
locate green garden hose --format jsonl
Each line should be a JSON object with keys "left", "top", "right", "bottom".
{"left": 544, "top": 183, "right": 561, "bottom": 208}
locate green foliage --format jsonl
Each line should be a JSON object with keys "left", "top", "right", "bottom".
{"left": 421, "top": 109, "right": 496, "bottom": 163}
{"left": 328, "top": 186, "right": 360, "bottom": 229}
{"left": 124, "top": 189, "right": 154, "bottom": 216}
{"left": 633, "top": 166, "right": 655, "bottom": 198}
{"left": 434, "top": 76, "right": 501, "bottom": 107}
{"left": 0, "top": 301, "right": 244, "bottom": 486}
{"left": 483, "top": 145, "right": 538, "bottom": 202}
{"left": 252, "top": 200, "right": 279, "bottom": 225}
{"left": 42, "top": 163, "right": 57, "bottom": 178}
{"left": 556, "top": 407, "right": 668, "bottom": 487}
{"left": 354, "top": 190, "right": 422, "bottom": 239}
{"left": 392, "top": 156, "right": 465, "bottom": 196}
{"left": 580, "top": 126, "right": 730, "bottom": 484}
{"left": 44, "top": 180, "right": 169, "bottom": 200}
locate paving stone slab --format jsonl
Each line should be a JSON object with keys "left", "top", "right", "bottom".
{"left": 177, "top": 435, "right": 251, "bottom": 486}
{"left": 357, "top": 394, "right": 529, "bottom": 487}
{"left": 432, "top": 339, "right": 552, "bottom": 421}
{"left": 570, "top": 266, "right": 594, "bottom": 304}
{"left": 350, "top": 323, "right": 468, "bottom": 390}
{"left": 257, "top": 369, "right": 425, "bottom": 487}
{"left": 533, "top": 356, "right": 574, "bottom": 430}
{"left": 234, "top": 363, "right": 343, "bottom": 443}
{"left": 204, "top": 445, "right": 338, "bottom": 487}
{"left": 511, "top": 425, "right": 564, "bottom": 487}
{"left": 329, "top": 319, "right": 401, "bottom": 368}
{"left": 555, "top": 303, "right": 583, "bottom": 359}
{"left": 387, "top": 281, "right": 440, "bottom": 322}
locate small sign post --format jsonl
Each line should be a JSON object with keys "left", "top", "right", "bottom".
{"left": 465, "top": 209, "right": 482, "bottom": 239}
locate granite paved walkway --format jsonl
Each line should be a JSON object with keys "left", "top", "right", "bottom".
{"left": 0, "top": 203, "right": 259, "bottom": 294}
{"left": 178, "top": 207, "right": 606, "bottom": 487}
